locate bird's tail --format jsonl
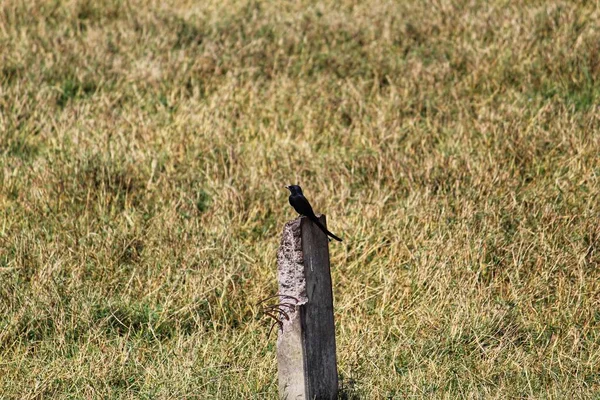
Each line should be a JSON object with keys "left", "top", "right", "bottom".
{"left": 311, "top": 217, "right": 343, "bottom": 242}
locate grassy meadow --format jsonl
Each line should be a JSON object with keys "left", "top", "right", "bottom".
{"left": 1, "top": 0, "right": 600, "bottom": 398}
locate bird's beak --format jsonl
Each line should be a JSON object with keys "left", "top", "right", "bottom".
{"left": 284, "top": 185, "right": 289, "bottom": 189}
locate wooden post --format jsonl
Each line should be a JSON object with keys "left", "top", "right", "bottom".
{"left": 276, "top": 215, "right": 338, "bottom": 400}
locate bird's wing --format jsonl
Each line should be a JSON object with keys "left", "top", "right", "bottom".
{"left": 290, "top": 195, "right": 316, "bottom": 218}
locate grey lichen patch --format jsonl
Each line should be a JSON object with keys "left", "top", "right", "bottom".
{"left": 276, "top": 217, "right": 307, "bottom": 329}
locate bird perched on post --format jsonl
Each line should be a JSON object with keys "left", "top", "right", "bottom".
{"left": 285, "top": 185, "right": 342, "bottom": 242}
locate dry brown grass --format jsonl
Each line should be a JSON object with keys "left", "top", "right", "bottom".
{"left": 1, "top": 0, "right": 599, "bottom": 398}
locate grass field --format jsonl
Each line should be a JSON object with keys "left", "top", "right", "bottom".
{"left": 1, "top": 0, "right": 599, "bottom": 398}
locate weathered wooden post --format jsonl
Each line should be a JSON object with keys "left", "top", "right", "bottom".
{"left": 276, "top": 215, "right": 338, "bottom": 400}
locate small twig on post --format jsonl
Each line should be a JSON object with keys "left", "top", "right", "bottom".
{"left": 257, "top": 294, "right": 301, "bottom": 339}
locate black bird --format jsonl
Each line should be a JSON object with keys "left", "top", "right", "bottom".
{"left": 285, "top": 185, "right": 342, "bottom": 242}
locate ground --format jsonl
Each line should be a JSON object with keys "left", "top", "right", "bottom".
{"left": 1, "top": 0, "right": 599, "bottom": 398}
